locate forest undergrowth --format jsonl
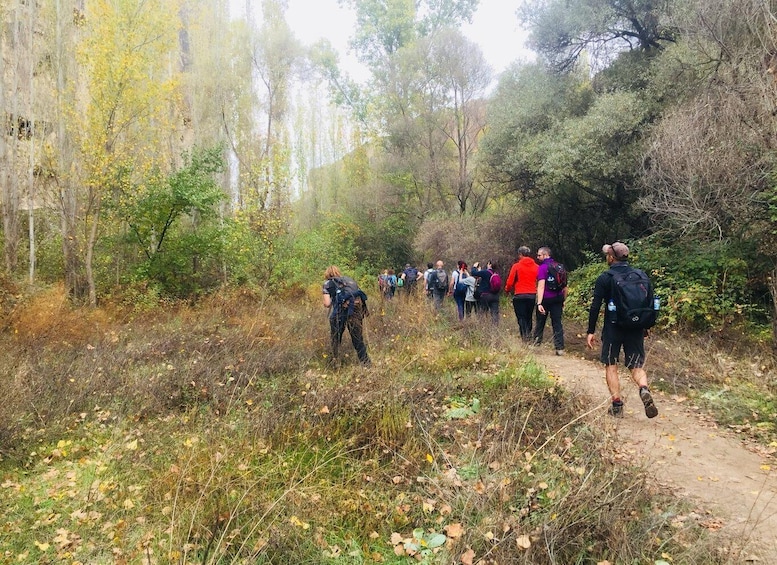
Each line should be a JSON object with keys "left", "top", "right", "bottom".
{"left": 0, "top": 285, "right": 774, "bottom": 564}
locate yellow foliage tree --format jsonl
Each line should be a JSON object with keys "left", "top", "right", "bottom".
{"left": 68, "top": 0, "right": 181, "bottom": 304}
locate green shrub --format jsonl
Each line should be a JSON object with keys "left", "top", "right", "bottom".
{"left": 567, "top": 239, "right": 763, "bottom": 331}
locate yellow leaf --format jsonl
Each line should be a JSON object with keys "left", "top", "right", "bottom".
{"left": 426, "top": 453, "right": 434, "bottom": 463}
{"left": 33, "top": 541, "right": 50, "bottom": 551}
{"left": 319, "top": 405, "right": 330, "bottom": 414}
{"left": 125, "top": 439, "right": 138, "bottom": 451}
{"left": 289, "top": 515, "right": 309, "bottom": 529}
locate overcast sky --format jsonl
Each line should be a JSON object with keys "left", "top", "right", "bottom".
{"left": 284, "top": 0, "right": 534, "bottom": 82}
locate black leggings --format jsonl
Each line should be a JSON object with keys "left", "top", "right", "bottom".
{"left": 330, "top": 303, "right": 370, "bottom": 364}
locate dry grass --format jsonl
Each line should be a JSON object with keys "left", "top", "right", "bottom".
{"left": 0, "top": 287, "right": 755, "bottom": 564}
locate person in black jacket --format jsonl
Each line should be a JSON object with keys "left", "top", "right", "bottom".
{"left": 585, "top": 242, "right": 657, "bottom": 418}
{"left": 471, "top": 261, "right": 500, "bottom": 324}
{"left": 323, "top": 265, "right": 371, "bottom": 367}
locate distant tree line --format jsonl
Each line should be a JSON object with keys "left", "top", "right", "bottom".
{"left": 1, "top": 0, "right": 776, "bottom": 343}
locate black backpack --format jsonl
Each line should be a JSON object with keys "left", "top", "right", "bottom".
{"left": 332, "top": 276, "right": 366, "bottom": 317}
{"left": 546, "top": 262, "right": 567, "bottom": 292}
{"left": 609, "top": 267, "right": 656, "bottom": 330}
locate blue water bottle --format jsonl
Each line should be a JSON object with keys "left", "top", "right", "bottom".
{"left": 607, "top": 299, "right": 616, "bottom": 312}
{"left": 653, "top": 296, "right": 660, "bottom": 310}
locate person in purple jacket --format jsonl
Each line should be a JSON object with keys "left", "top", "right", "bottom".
{"left": 533, "top": 246, "right": 567, "bottom": 355}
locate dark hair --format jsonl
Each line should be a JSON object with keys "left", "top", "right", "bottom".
{"left": 427, "top": 262, "right": 433, "bottom": 269}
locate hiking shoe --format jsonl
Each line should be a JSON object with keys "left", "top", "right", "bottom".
{"left": 555, "top": 349, "right": 565, "bottom": 356}
{"left": 640, "top": 388, "right": 658, "bottom": 419}
{"left": 608, "top": 400, "right": 624, "bottom": 418}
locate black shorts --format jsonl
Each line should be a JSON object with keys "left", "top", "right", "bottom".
{"left": 600, "top": 324, "right": 645, "bottom": 369}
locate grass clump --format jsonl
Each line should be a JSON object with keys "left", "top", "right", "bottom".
{"left": 0, "top": 288, "right": 747, "bottom": 563}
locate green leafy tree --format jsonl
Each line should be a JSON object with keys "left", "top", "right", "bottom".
{"left": 482, "top": 61, "right": 652, "bottom": 266}
{"left": 114, "top": 147, "right": 225, "bottom": 262}
{"left": 521, "top": 0, "right": 678, "bottom": 72}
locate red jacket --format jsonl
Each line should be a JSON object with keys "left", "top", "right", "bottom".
{"left": 505, "top": 256, "right": 539, "bottom": 295}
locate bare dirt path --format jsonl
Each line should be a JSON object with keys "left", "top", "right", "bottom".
{"left": 533, "top": 347, "right": 777, "bottom": 562}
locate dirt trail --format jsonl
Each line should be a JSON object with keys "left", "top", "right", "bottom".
{"left": 534, "top": 347, "right": 777, "bottom": 562}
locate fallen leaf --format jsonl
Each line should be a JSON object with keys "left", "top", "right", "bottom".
{"left": 461, "top": 548, "right": 476, "bottom": 565}
{"left": 516, "top": 535, "right": 531, "bottom": 549}
{"left": 444, "top": 523, "right": 464, "bottom": 539}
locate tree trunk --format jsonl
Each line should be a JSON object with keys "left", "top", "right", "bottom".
{"left": 26, "top": 0, "right": 36, "bottom": 285}
{"left": 85, "top": 197, "right": 100, "bottom": 306}
{"left": 3, "top": 0, "right": 22, "bottom": 275}
{"left": 55, "top": 0, "right": 85, "bottom": 299}
{"left": 771, "top": 266, "right": 777, "bottom": 353}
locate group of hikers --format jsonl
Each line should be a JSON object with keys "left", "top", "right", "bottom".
{"left": 323, "top": 241, "right": 660, "bottom": 420}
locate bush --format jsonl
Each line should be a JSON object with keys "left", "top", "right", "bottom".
{"left": 566, "top": 239, "right": 763, "bottom": 332}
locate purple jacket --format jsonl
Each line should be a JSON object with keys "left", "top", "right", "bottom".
{"left": 537, "top": 258, "right": 564, "bottom": 301}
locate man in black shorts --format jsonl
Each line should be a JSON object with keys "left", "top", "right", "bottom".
{"left": 585, "top": 242, "right": 658, "bottom": 418}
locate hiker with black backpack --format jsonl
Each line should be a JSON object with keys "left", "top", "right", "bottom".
{"left": 401, "top": 264, "right": 421, "bottom": 296}
{"left": 585, "top": 242, "right": 658, "bottom": 418}
{"left": 533, "top": 247, "right": 567, "bottom": 355}
{"left": 471, "top": 261, "right": 501, "bottom": 324}
{"left": 323, "top": 265, "right": 371, "bottom": 367}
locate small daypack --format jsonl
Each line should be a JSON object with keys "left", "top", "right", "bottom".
{"left": 396, "top": 276, "right": 404, "bottom": 288}
{"left": 546, "top": 262, "right": 567, "bottom": 292}
{"left": 609, "top": 267, "right": 656, "bottom": 330}
{"left": 489, "top": 271, "right": 502, "bottom": 294}
{"left": 434, "top": 268, "right": 448, "bottom": 291}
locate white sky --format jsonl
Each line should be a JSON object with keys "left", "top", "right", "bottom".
{"left": 284, "top": 0, "right": 534, "bottom": 82}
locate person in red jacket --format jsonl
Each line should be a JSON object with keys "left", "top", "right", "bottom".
{"left": 505, "top": 246, "right": 539, "bottom": 341}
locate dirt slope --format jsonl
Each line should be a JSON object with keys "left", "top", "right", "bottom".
{"left": 534, "top": 347, "right": 777, "bottom": 562}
